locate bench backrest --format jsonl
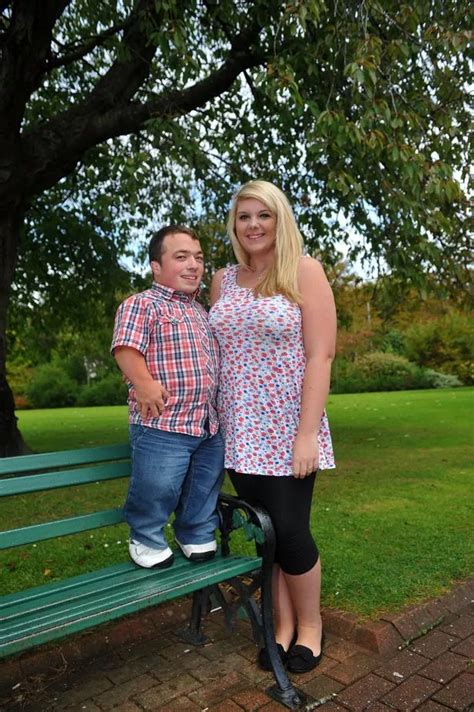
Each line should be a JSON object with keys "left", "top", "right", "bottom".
{"left": 0, "top": 444, "right": 131, "bottom": 550}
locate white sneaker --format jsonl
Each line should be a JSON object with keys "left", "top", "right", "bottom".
{"left": 176, "top": 539, "right": 217, "bottom": 562}
{"left": 129, "top": 539, "right": 174, "bottom": 568}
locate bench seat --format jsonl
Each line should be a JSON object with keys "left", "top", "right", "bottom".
{"left": 0, "top": 445, "right": 305, "bottom": 709}
{"left": 0, "top": 550, "right": 261, "bottom": 658}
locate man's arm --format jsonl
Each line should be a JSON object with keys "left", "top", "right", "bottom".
{"left": 114, "top": 346, "right": 169, "bottom": 420}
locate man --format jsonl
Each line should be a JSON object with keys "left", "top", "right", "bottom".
{"left": 111, "top": 225, "right": 224, "bottom": 568}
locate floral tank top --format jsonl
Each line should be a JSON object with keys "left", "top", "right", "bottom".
{"left": 208, "top": 265, "right": 335, "bottom": 476}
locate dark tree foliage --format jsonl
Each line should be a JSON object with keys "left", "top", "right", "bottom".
{"left": 0, "top": 0, "right": 471, "bottom": 454}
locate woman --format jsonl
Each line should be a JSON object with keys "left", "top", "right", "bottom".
{"left": 209, "top": 180, "right": 336, "bottom": 674}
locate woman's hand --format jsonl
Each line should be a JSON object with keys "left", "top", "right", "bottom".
{"left": 292, "top": 433, "right": 319, "bottom": 478}
{"left": 135, "top": 380, "right": 170, "bottom": 420}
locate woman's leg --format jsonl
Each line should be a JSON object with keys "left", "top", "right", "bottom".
{"left": 229, "top": 470, "right": 321, "bottom": 653}
{"left": 283, "top": 557, "right": 322, "bottom": 655}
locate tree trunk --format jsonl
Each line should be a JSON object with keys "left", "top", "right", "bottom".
{"left": 0, "top": 207, "right": 31, "bottom": 457}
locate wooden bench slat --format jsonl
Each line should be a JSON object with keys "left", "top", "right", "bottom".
{"left": 0, "top": 444, "right": 130, "bottom": 476}
{"left": 0, "top": 461, "right": 131, "bottom": 497}
{"left": 0, "top": 553, "right": 261, "bottom": 657}
{"left": 0, "top": 509, "right": 125, "bottom": 549}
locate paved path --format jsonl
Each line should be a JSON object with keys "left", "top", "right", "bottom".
{"left": 1, "top": 581, "right": 473, "bottom": 711}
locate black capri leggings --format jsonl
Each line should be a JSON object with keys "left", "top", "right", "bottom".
{"left": 228, "top": 470, "right": 319, "bottom": 576}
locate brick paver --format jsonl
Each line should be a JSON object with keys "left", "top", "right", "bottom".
{"left": 1, "top": 579, "right": 473, "bottom": 712}
{"left": 150, "top": 698, "right": 201, "bottom": 712}
{"left": 187, "top": 670, "right": 249, "bottom": 707}
{"left": 317, "top": 703, "right": 352, "bottom": 712}
{"left": 300, "top": 672, "right": 345, "bottom": 701}
{"left": 432, "top": 672, "right": 474, "bottom": 711}
{"left": 207, "top": 699, "right": 244, "bottom": 711}
{"left": 328, "top": 653, "right": 379, "bottom": 685}
{"left": 52, "top": 670, "right": 114, "bottom": 705}
{"left": 381, "top": 607, "right": 433, "bottom": 642}
{"left": 324, "top": 639, "right": 365, "bottom": 662}
{"left": 451, "top": 633, "right": 474, "bottom": 658}
{"left": 409, "top": 630, "right": 460, "bottom": 658}
{"left": 336, "top": 673, "right": 396, "bottom": 711}
{"left": 353, "top": 621, "right": 404, "bottom": 655}
{"left": 411, "top": 703, "right": 452, "bottom": 712}
{"left": 381, "top": 674, "right": 442, "bottom": 711}
{"left": 232, "top": 686, "right": 272, "bottom": 710}
{"left": 375, "top": 648, "right": 429, "bottom": 683}
{"left": 419, "top": 651, "right": 469, "bottom": 684}
{"left": 93, "top": 674, "right": 160, "bottom": 710}
{"left": 440, "top": 613, "right": 474, "bottom": 639}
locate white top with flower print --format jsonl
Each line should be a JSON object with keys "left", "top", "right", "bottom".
{"left": 208, "top": 265, "right": 335, "bottom": 476}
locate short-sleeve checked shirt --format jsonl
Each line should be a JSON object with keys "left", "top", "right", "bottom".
{"left": 111, "top": 282, "right": 219, "bottom": 437}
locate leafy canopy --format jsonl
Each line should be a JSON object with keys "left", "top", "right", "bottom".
{"left": 10, "top": 0, "right": 473, "bottom": 316}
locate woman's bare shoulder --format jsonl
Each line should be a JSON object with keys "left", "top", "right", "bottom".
{"left": 297, "top": 255, "right": 327, "bottom": 281}
{"left": 212, "top": 267, "right": 227, "bottom": 280}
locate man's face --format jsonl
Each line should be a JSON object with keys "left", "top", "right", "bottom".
{"left": 151, "top": 232, "right": 204, "bottom": 293}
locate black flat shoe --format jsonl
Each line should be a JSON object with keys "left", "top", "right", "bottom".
{"left": 287, "top": 633, "right": 325, "bottom": 673}
{"left": 257, "top": 630, "right": 297, "bottom": 671}
{"left": 257, "top": 643, "right": 288, "bottom": 671}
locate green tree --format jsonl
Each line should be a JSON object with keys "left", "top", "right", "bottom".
{"left": 0, "top": 0, "right": 471, "bottom": 454}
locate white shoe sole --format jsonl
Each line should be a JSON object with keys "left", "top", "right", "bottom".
{"left": 176, "top": 539, "right": 217, "bottom": 562}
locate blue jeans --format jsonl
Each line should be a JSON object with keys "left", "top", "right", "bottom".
{"left": 124, "top": 425, "right": 225, "bottom": 551}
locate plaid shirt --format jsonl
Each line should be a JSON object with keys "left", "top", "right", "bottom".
{"left": 111, "top": 282, "right": 219, "bottom": 437}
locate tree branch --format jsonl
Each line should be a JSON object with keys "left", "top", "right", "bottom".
{"left": 47, "top": 19, "right": 132, "bottom": 71}
{"left": 21, "top": 14, "right": 266, "bottom": 196}
{"left": 75, "top": 0, "right": 163, "bottom": 115}
{"left": 0, "top": 0, "right": 71, "bottom": 126}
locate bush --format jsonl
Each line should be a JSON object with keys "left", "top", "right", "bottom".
{"left": 404, "top": 312, "right": 473, "bottom": 384}
{"left": 355, "top": 351, "right": 412, "bottom": 377}
{"left": 59, "top": 354, "right": 88, "bottom": 385}
{"left": 27, "top": 365, "right": 78, "bottom": 408}
{"left": 353, "top": 351, "right": 418, "bottom": 387}
{"left": 6, "top": 360, "right": 33, "bottom": 397}
{"left": 332, "top": 352, "right": 420, "bottom": 393}
{"left": 76, "top": 373, "right": 128, "bottom": 406}
{"left": 331, "top": 350, "right": 465, "bottom": 393}
{"left": 416, "top": 369, "right": 463, "bottom": 389}
{"left": 380, "top": 329, "right": 407, "bottom": 356}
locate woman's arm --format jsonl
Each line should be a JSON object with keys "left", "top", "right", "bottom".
{"left": 210, "top": 267, "right": 226, "bottom": 307}
{"left": 292, "top": 257, "right": 337, "bottom": 478}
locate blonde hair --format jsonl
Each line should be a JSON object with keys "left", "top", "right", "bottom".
{"left": 227, "top": 180, "right": 303, "bottom": 303}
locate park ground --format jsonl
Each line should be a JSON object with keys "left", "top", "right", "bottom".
{"left": 0, "top": 388, "right": 472, "bottom": 710}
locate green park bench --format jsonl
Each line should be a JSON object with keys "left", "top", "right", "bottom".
{"left": 0, "top": 444, "right": 305, "bottom": 710}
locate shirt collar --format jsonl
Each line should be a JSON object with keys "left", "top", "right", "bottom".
{"left": 151, "top": 281, "right": 199, "bottom": 303}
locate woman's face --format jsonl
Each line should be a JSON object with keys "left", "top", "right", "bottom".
{"left": 234, "top": 198, "right": 277, "bottom": 260}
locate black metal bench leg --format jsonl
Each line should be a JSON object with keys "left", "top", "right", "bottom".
{"left": 261, "top": 576, "right": 308, "bottom": 710}
{"left": 248, "top": 505, "right": 309, "bottom": 710}
{"left": 176, "top": 588, "right": 210, "bottom": 645}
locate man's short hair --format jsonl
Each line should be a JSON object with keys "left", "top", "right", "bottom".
{"left": 148, "top": 225, "right": 199, "bottom": 264}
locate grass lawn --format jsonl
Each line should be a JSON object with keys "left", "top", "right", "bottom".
{"left": 1, "top": 388, "right": 472, "bottom": 620}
